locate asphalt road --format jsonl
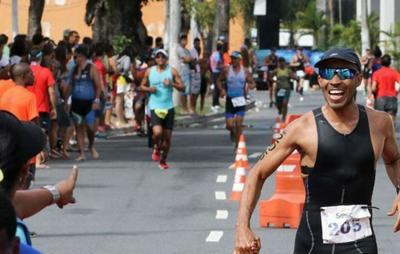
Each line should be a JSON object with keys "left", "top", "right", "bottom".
{"left": 27, "top": 90, "right": 400, "bottom": 254}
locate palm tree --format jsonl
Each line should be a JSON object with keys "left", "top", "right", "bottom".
{"left": 296, "top": 0, "right": 326, "bottom": 48}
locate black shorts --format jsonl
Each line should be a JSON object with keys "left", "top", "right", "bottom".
{"left": 362, "top": 68, "right": 372, "bottom": 79}
{"left": 151, "top": 108, "right": 175, "bottom": 130}
{"left": 225, "top": 97, "right": 246, "bottom": 118}
{"left": 39, "top": 112, "right": 50, "bottom": 133}
{"left": 71, "top": 99, "right": 93, "bottom": 117}
{"left": 56, "top": 103, "right": 71, "bottom": 128}
{"left": 375, "top": 96, "right": 398, "bottom": 115}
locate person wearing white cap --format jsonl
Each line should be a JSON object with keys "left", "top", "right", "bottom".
{"left": 140, "top": 49, "right": 185, "bottom": 170}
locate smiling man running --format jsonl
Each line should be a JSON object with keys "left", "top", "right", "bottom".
{"left": 235, "top": 48, "right": 400, "bottom": 254}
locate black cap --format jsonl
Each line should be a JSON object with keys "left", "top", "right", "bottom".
{"left": 315, "top": 48, "right": 361, "bottom": 72}
{"left": 0, "top": 111, "right": 46, "bottom": 165}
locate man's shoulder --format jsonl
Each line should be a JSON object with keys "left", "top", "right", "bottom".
{"left": 284, "top": 111, "right": 315, "bottom": 133}
{"left": 364, "top": 106, "right": 392, "bottom": 127}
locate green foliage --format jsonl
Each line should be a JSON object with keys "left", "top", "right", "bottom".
{"left": 183, "top": 0, "right": 216, "bottom": 33}
{"left": 327, "top": 20, "right": 361, "bottom": 53}
{"left": 296, "top": 0, "right": 326, "bottom": 48}
{"left": 112, "top": 35, "right": 132, "bottom": 55}
{"left": 382, "top": 22, "right": 400, "bottom": 70}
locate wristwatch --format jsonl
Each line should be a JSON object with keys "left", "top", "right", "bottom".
{"left": 94, "top": 98, "right": 100, "bottom": 104}
{"left": 42, "top": 185, "right": 61, "bottom": 204}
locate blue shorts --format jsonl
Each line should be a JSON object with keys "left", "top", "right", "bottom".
{"left": 225, "top": 97, "right": 245, "bottom": 119}
{"left": 85, "top": 110, "right": 96, "bottom": 125}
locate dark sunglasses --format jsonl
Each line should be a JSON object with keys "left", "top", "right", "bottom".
{"left": 155, "top": 54, "right": 166, "bottom": 59}
{"left": 319, "top": 68, "right": 358, "bottom": 80}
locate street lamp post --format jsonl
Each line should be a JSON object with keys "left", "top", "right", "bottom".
{"left": 12, "top": 0, "right": 19, "bottom": 38}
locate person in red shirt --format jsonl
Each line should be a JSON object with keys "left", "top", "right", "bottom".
{"left": 28, "top": 49, "right": 57, "bottom": 132}
{"left": 92, "top": 43, "right": 107, "bottom": 133}
{"left": 372, "top": 54, "right": 400, "bottom": 122}
{"left": 28, "top": 49, "right": 57, "bottom": 169}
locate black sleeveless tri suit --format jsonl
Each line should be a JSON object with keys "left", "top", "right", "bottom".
{"left": 294, "top": 105, "right": 378, "bottom": 253}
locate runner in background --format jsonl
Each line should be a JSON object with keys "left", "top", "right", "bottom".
{"left": 217, "top": 51, "right": 255, "bottom": 147}
{"left": 140, "top": 49, "right": 185, "bottom": 170}
{"left": 290, "top": 47, "right": 309, "bottom": 101}
{"left": 264, "top": 48, "right": 279, "bottom": 107}
{"left": 272, "top": 57, "right": 295, "bottom": 122}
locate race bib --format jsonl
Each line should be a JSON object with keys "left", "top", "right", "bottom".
{"left": 277, "top": 89, "right": 287, "bottom": 97}
{"left": 154, "top": 109, "right": 168, "bottom": 119}
{"left": 231, "top": 96, "right": 246, "bottom": 107}
{"left": 320, "top": 204, "right": 372, "bottom": 244}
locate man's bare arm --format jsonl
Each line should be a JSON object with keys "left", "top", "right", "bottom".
{"left": 235, "top": 121, "right": 301, "bottom": 252}
{"left": 171, "top": 68, "right": 185, "bottom": 92}
{"left": 382, "top": 114, "right": 400, "bottom": 188}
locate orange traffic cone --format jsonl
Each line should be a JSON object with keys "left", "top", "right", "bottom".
{"left": 230, "top": 134, "right": 250, "bottom": 170}
{"left": 230, "top": 134, "right": 251, "bottom": 201}
{"left": 259, "top": 150, "right": 305, "bottom": 228}
{"left": 230, "top": 166, "right": 247, "bottom": 201}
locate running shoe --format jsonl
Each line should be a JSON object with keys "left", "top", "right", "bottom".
{"left": 159, "top": 160, "right": 169, "bottom": 170}
{"left": 152, "top": 148, "right": 160, "bottom": 161}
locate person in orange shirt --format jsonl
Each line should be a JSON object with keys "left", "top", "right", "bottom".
{"left": 0, "top": 78, "right": 15, "bottom": 98}
{"left": 0, "top": 64, "right": 38, "bottom": 121}
{"left": 0, "top": 63, "right": 39, "bottom": 189}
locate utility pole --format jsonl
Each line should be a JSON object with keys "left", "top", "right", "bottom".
{"left": 12, "top": 0, "right": 19, "bottom": 38}
{"left": 168, "top": 0, "right": 181, "bottom": 106}
{"left": 360, "top": 0, "right": 370, "bottom": 54}
{"left": 164, "top": 0, "right": 170, "bottom": 49}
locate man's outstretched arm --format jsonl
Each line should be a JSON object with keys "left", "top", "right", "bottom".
{"left": 235, "top": 123, "right": 300, "bottom": 253}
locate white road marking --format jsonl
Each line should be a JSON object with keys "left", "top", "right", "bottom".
{"left": 215, "top": 191, "right": 226, "bottom": 200}
{"left": 216, "top": 175, "right": 228, "bottom": 183}
{"left": 216, "top": 210, "right": 229, "bottom": 219}
{"left": 206, "top": 231, "right": 224, "bottom": 242}
{"left": 249, "top": 152, "right": 262, "bottom": 158}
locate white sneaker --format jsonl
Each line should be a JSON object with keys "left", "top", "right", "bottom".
{"left": 299, "top": 96, "right": 304, "bottom": 101}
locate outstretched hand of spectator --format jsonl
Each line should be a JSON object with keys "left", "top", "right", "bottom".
{"left": 55, "top": 165, "right": 78, "bottom": 209}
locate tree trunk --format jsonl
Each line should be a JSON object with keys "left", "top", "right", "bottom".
{"left": 212, "top": 0, "right": 230, "bottom": 50}
{"left": 86, "top": 0, "right": 148, "bottom": 50}
{"left": 27, "top": 0, "right": 45, "bottom": 37}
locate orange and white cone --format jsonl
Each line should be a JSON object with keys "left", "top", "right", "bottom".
{"left": 230, "top": 166, "right": 247, "bottom": 201}
{"left": 230, "top": 134, "right": 250, "bottom": 170}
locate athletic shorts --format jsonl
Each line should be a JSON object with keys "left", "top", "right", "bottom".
{"left": 375, "top": 96, "right": 398, "bottom": 115}
{"left": 225, "top": 97, "right": 245, "bottom": 119}
{"left": 39, "top": 112, "right": 50, "bottom": 133}
{"left": 56, "top": 103, "right": 71, "bottom": 128}
{"left": 71, "top": 99, "right": 93, "bottom": 125}
{"left": 150, "top": 108, "right": 175, "bottom": 130}
{"left": 363, "top": 68, "right": 372, "bottom": 79}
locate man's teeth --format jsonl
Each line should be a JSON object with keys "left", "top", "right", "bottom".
{"left": 329, "top": 89, "right": 344, "bottom": 95}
